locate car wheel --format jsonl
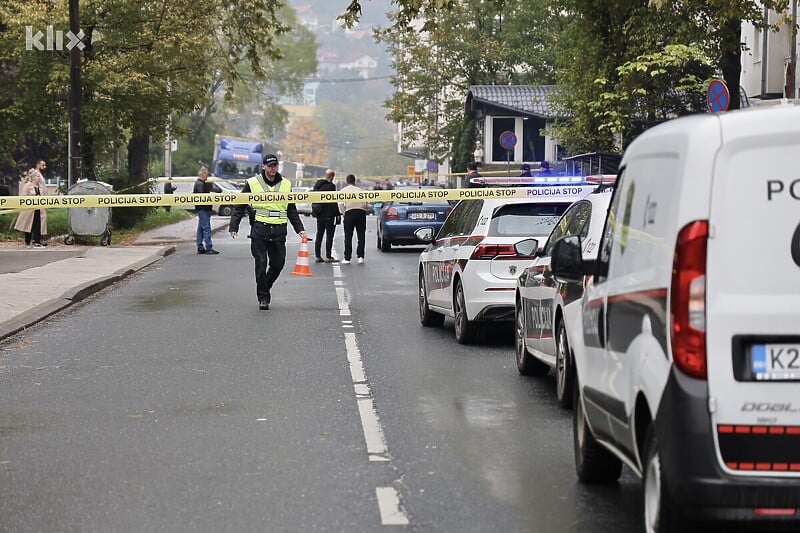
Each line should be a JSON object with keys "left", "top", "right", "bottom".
{"left": 515, "top": 298, "right": 549, "bottom": 376}
{"left": 380, "top": 235, "right": 391, "bottom": 252}
{"left": 555, "top": 319, "right": 575, "bottom": 408}
{"left": 574, "top": 382, "right": 622, "bottom": 483}
{"left": 419, "top": 271, "right": 445, "bottom": 327}
{"left": 218, "top": 205, "right": 233, "bottom": 217}
{"left": 454, "top": 281, "right": 480, "bottom": 344}
{"left": 376, "top": 232, "right": 382, "bottom": 250}
{"left": 643, "top": 426, "right": 690, "bottom": 533}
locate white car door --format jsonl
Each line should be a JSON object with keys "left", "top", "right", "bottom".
{"left": 425, "top": 201, "right": 479, "bottom": 310}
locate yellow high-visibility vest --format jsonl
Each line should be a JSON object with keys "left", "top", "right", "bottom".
{"left": 248, "top": 175, "right": 292, "bottom": 224}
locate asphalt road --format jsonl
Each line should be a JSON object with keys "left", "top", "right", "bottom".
{"left": 0, "top": 219, "right": 645, "bottom": 532}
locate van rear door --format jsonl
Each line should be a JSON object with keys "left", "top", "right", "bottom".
{"left": 706, "top": 104, "right": 800, "bottom": 474}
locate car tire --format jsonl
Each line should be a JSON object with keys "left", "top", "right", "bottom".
{"left": 555, "top": 319, "right": 575, "bottom": 409}
{"left": 376, "top": 233, "right": 382, "bottom": 250}
{"left": 574, "top": 382, "right": 623, "bottom": 483}
{"left": 218, "top": 205, "right": 233, "bottom": 217}
{"left": 419, "top": 271, "right": 445, "bottom": 327}
{"left": 515, "top": 299, "right": 549, "bottom": 376}
{"left": 380, "top": 235, "right": 391, "bottom": 252}
{"left": 454, "top": 280, "right": 481, "bottom": 344}
{"left": 643, "top": 426, "right": 691, "bottom": 533}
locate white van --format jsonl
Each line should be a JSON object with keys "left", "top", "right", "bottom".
{"left": 551, "top": 100, "right": 800, "bottom": 532}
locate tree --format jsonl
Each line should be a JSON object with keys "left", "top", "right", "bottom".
{"left": 0, "top": 0, "right": 292, "bottom": 223}
{"left": 340, "top": 0, "right": 787, "bottom": 155}
{"left": 376, "top": 0, "right": 555, "bottom": 164}
{"left": 283, "top": 117, "right": 328, "bottom": 165}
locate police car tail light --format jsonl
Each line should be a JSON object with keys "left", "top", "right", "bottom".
{"left": 470, "top": 243, "right": 517, "bottom": 260}
{"left": 670, "top": 220, "right": 708, "bottom": 380}
{"left": 384, "top": 207, "right": 399, "bottom": 219}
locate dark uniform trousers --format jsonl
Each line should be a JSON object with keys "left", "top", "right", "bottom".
{"left": 251, "top": 221, "right": 288, "bottom": 303}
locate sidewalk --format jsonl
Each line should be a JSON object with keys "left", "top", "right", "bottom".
{"left": 0, "top": 215, "right": 229, "bottom": 341}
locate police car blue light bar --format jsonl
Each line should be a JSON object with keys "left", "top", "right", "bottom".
{"left": 468, "top": 175, "right": 614, "bottom": 187}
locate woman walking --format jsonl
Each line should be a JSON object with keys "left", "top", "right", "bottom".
{"left": 14, "top": 170, "right": 47, "bottom": 247}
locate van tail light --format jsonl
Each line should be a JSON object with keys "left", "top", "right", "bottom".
{"left": 470, "top": 243, "right": 517, "bottom": 260}
{"left": 384, "top": 207, "right": 399, "bottom": 219}
{"left": 670, "top": 220, "right": 708, "bottom": 379}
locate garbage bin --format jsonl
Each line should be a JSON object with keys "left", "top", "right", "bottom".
{"left": 64, "top": 180, "right": 113, "bottom": 246}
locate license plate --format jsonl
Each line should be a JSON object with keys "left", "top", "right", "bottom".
{"left": 410, "top": 212, "right": 435, "bottom": 220}
{"left": 752, "top": 344, "right": 800, "bottom": 381}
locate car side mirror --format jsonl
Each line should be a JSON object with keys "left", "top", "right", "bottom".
{"left": 514, "top": 238, "right": 539, "bottom": 257}
{"left": 551, "top": 235, "right": 593, "bottom": 283}
{"left": 414, "top": 227, "right": 436, "bottom": 243}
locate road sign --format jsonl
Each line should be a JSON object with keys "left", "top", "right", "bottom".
{"left": 707, "top": 79, "right": 730, "bottom": 113}
{"left": 499, "top": 130, "right": 517, "bottom": 150}
{"left": 426, "top": 160, "right": 438, "bottom": 173}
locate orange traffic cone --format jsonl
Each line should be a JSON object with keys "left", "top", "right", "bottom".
{"left": 290, "top": 234, "right": 313, "bottom": 277}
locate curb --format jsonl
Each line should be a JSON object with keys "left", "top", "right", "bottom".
{"left": 0, "top": 245, "right": 176, "bottom": 341}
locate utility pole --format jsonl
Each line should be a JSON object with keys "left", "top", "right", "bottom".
{"left": 791, "top": 0, "right": 798, "bottom": 98}
{"left": 68, "top": 0, "right": 82, "bottom": 185}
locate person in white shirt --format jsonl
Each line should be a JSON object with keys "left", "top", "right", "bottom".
{"left": 337, "top": 174, "right": 369, "bottom": 264}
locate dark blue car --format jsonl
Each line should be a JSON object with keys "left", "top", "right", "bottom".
{"left": 376, "top": 189, "right": 452, "bottom": 252}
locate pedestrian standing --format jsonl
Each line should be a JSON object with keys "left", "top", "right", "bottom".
{"left": 538, "top": 161, "right": 552, "bottom": 177}
{"left": 338, "top": 174, "right": 369, "bottom": 264}
{"left": 311, "top": 168, "right": 340, "bottom": 263}
{"left": 465, "top": 162, "right": 483, "bottom": 188}
{"left": 14, "top": 169, "right": 47, "bottom": 247}
{"left": 228, "top": 154, "right": 307, "bottom": 311}
{"left": 519, "top": 164, "right": 532, "bottom": 178}
{"left": 30, "top": 160, "right": 47, "bottom": 195}
{"left": 163, "top": 178, "right": 177, "bottom": 212}
{"left": 194, "top": 166, "right": 221, "bottom": 255}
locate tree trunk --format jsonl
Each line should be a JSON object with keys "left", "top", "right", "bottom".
{"left": 720, "top": 17, "right": 742, "bottom": 110}
{"left": 82, "top": 131, "right": 96, "bottom": 180}
{"left": 127, "top": 132, "right": 150, "bottom": 185}
{"left": 115, "top": 132, "right": 152, "bottom": 229}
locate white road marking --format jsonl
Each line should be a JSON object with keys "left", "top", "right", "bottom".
{"left": 345, "top": 332, "right": 366, "bottom": 383}
{"left": 338, "top": 269, "right": 404, "bottom": 522}
{"left": 376, "top": 487, "right": 409, "bottom": 525}
{"left": 337, "top": 287, "right": 351, "bottom": 316}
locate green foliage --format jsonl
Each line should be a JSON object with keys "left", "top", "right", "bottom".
{"left": 450, "top": 117, "right": 476, "bottom": 178}
{"left": 377, "top": 0, "right": 555, "bottom": 161}
{"left": 0, "top": 207, "right": 191, "bottom": 242}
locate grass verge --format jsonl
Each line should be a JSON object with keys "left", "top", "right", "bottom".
{"left": 0, "top": 208, "right": 193, "bottom": 245}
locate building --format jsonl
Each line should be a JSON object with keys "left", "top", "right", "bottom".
{"left": 741, "top": 5, "right": 799, "bottom": 100}
{"left": 465, "top": 85, "right": 563, "bottom": 167}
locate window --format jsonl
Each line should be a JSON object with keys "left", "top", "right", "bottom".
{"left": 438, "top": 200, "right": 483, "bottom": 238}
{"left": 488, "top": 202, "right": 570, "bottom": 238}
{"left": 491, "top": 117, "right": 516, "bottom": 163}
{"left": 544, "top": 201, "right": 592, "bottom": 256}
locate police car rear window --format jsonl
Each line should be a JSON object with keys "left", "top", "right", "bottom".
{"left": 488, "top": 203, "right": 569, "bottom": 237}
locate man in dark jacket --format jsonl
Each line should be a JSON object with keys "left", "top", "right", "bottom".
{"left": 311, "top": 169, "right": 340, "bottom": 263}
{"left": 465, "top": 162, "right": 483, "bottom": 188}
{"left": 193, "top": 166, "right": 221, "bottom": 254}
{"left": 229, "top": 154, "right": 307, "bottom": 310}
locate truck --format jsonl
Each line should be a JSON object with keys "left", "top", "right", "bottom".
{"left": 212, "top": 135, "right": 274, "bottom": 182}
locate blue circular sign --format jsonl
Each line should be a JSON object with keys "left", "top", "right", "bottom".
{"left": 707, "top": 79, "right": 730, "bottom": 113}
{"left": 426, "top": 160, "right": 439, "bottom": 173}
{"left": 499, "top": 130, "right": 517, "bottom": 150}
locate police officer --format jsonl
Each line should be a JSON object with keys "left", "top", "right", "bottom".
{"left": 229, "top": 154, "right": 307, "bottom": 310}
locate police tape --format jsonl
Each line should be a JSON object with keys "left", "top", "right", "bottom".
{"left": 0, "top": 185, "right": 597, "bottom": 211}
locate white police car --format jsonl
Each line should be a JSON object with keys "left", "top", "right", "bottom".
{"left": 416, "top": 182, "right": 596, "bottom": 344}
{"left": 514, "top": 186, "right": 614, "bottom": 407}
